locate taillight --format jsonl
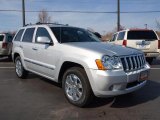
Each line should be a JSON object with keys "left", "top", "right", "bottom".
{"left": 122, "top": 40, "right": 127, "bottom": 46}
{"left": 2, "top": 42, "right": 8, "bottom": 49}
{"left": 158, "top": 40, "right": 160, "bottom": 49}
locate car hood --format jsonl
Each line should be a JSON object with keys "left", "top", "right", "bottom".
{"left": 62, "top": 42, "right": 142, "bottom": 56}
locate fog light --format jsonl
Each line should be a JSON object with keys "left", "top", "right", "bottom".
{"left": 109, "top": 83, "right": 126, "bottom": 91}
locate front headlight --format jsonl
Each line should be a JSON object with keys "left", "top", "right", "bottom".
{"left": 96, "top": 55, "right": 122, "bottom": 70}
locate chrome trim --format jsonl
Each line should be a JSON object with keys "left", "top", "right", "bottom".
{"left": 24, "top": 59, "right": 55, "bottom": 70}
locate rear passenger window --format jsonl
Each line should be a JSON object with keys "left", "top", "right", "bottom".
{"left": 0, "top": 35, "right": 4, "bottom": 41}
{"left": 14, "top": 29, "right": 24, "bottom": 41}
{"left": 117, "top": 32, "right": 125, "bottom": 40}
{"left": 22, "top": 28, "right": 35, "bottom": 43}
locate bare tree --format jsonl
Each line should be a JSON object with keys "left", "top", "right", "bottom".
{"left": 38, "top": 9, "right": 52, "bottom": 23}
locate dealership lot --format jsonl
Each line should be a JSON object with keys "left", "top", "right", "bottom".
{"left": 0, "top": 57, "right": 160, "bottom": 120}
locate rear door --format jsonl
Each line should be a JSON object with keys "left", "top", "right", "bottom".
{"left": 21, "top": 27, "right": 37, "bottom": 71}
{"left": 126, "top": 30, "right": 158, "bottom": 52}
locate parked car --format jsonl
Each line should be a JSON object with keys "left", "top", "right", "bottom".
{"left": 0, "top": 33, "right": 13, "bottom": 58}
{"left": 12, "top": 24, "right": 150, "bottom": 107}
{"left": 110, "top": 29, "right": 160, "bottom": 64}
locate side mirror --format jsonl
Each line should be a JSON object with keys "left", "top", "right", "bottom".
{"left": 37, "top": 36, "right": 53, "bottom": 45}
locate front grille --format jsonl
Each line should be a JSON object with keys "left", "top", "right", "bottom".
{"left": 120, "top": 54, "right": 146, "bottom": 72}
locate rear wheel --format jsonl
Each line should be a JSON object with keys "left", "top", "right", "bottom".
{"left": 15, "top": 56, "right": 28, "bottom": 78}
{"left": 62, "top": 67, "right": 93, "bottom": 107}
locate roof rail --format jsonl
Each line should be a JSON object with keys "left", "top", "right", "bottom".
{"left": 36, "top": 22, "right": 68, "bottom": 26}
{"left": 24, "top": 22, "right": 69, "bottom": 27}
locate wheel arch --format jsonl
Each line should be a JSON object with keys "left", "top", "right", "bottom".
{"left": 58, "top": 61, "right": 85, "bottom": 83}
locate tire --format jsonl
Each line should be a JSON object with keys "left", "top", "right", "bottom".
{"left": 62, "top": 67, "right": 93, "bottom": 107}
{"left": 15, "top": 56, "right": 28, "bottom": 79}
{"left": 146, "top": 57, "right": 154, "bottom": 65}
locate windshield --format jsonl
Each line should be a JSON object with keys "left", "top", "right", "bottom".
{"left": 127, "top": 30, "right": 158, "bottom": 40}
{"left": 51, "top": 27, "right": 101, "bottom": 43}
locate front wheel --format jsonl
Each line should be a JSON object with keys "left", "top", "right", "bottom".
{"left": 15, "top": 56, "right": 28, "bottom": 78}
{"left": 62, "top": 67, "right": 93, "bottom": 107}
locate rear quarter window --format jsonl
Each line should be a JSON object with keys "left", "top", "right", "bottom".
{"left": 117, "top": 32, "right": 125, "bottom": 40}
{"left": 110, "top": 33, "right": 117, "bottom": 42}
{"left": 14, "top": 29, "right": 24, "bottom": 41}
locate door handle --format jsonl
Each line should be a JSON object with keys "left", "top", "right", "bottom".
{"left": 32, "top": 48, "right": 38, "bottom": 51}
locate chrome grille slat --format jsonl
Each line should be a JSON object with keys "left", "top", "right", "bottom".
{"left": 129, "top": 57, "right": 133, "bottom": 70}
{"left": 124, "top": 57, "right": 129, "bottom": 71}
{"left": 133, "top": 56, "right": 137, "bottom": 69}
{"left": 136, "top": 56, "right": 140, "bottom": 69}
{"left": 120, "top": 54, "right": 146, "bottom": 72}
{"left": 138, "top": 56, "right": 142, "bottom": 67}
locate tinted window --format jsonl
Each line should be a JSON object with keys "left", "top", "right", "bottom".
{"left": 51, "top": 27, "right": 100, "bottom": 43}
{"left": 51, "top": 27, "right": 61, "bottom": 42}
{"left": 127, "top": 31, "right": 158, "bottom": 40}
{"left": 7, "top": 35, "right": 13, "bottom": 42}
{"left": 35, "top": 27, "right": 52, "bottom": 43}
{"left": 14, "top": 29, "right": 24, "bottom": 41}
{"left": 22, "top": 28, "right": 35, "bottom": 42}
{"left": 0, "top": 35, "right": 4, "bottom": 41}
{"left": 117, "top": 32, "right": 125, "bottom": 40}
{"left": 110, "top": 34, "right": 117, "bottom": 42}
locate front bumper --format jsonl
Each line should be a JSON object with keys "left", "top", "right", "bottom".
{"left": 87, "top": 64, "right": 150, "bottom": 97}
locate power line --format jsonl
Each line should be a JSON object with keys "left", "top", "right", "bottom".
{"left": 0, "top": 9, "right": 160, "bottom": 14}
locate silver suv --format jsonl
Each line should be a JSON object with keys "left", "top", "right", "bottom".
{"left": 12, "top": 24, "right": 150, "bottom": 107}
{"left": 0, "top": 33, "right": 13, "bottom": 58}
{"left": 110, "top": 29, "right": 160, "bottom": 64}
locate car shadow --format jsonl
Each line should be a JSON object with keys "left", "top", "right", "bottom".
{"left": 151, "top": 59, "right": 160, "bottom": 65}
{"left": 23, "top": 73, "right": 160, "bottom": 108}
{"left": 110, "top": 80, "right": 160, "bottom": 108}
{"left": 86, "top": 80, "right": 160, "bottom": 108}
{"left": 26, "top": 73, "right": 62, "bottom": 88}
{"left": 0, "top": 57, "right": 12, "bottom": 62}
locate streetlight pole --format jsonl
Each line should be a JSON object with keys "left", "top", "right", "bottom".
{"left": 117, "top": 0, "right": 120, "bottom": 31}
{"left": 22, "top": 0, "right": 25, "bottom": 26}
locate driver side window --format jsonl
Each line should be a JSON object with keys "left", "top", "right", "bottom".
{"left": 35, "top": 27, "right": 52, "bottom": 44}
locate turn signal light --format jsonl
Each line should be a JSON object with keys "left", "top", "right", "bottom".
{"left": 95, "top": 59, "right": 106, "bottom": 70}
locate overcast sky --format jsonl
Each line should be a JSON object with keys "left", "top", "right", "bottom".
{"left": 0, "top": 0, "right": 159, "bottom": 34}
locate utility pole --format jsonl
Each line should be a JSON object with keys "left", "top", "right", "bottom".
{"left": 22, "top": 0, "right": 25, "bottom": 26}
{"left": 117, "top": 0, "right": 120, "bottom": 31}
{"left": 145, "top": 24, "right": 148, "bottom": 29}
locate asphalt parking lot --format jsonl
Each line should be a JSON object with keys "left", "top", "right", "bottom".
{"left": 0, "top": 57, "right": 160, "bottom": 120}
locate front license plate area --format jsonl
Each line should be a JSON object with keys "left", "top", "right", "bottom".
{"left": 139, "top": 71, "right": 148, "bottom": 81}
